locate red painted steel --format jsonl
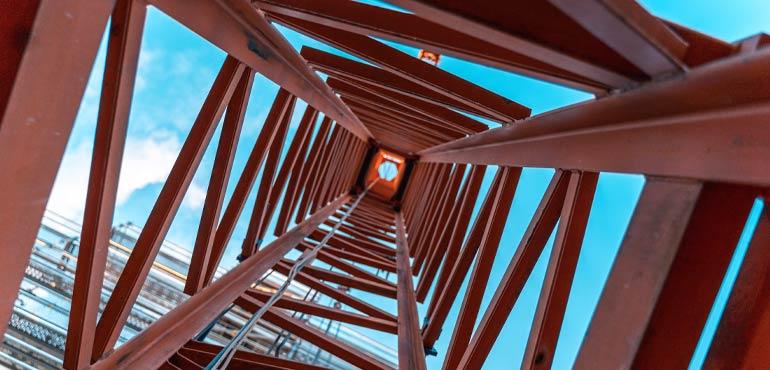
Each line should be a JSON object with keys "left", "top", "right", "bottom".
{"left": 442, "top": 167, "right": 521, "bottom": 370}
{"left": 704, "top": 209, "right": 770, "bottom": 369}
{"left": 237, "top": 295, "right": 392, "bottom": 370}
{"left": 574, "top": 180, "right": 757, "bottom": 369}
{"left": 91, "top": 195, "right": 349, "bottom": 369}
{"left": 185, "top": 70, "right": 254, "bottom": 295}
{"left": 395, "top": 213, "right": 428, "bottom": 370}
{"left": 385, "top": 0, "right": 647, "bottom": 87}
{"left": 425, "top": 165, "right": 486, "bottom": 316}
{"left": 240, "top": 95, "right": 295, "bottom": 258}
{"left": 267, "top": 106, "right": 318, "bottom": 235}
{"left": 2, "top": 2, "right": 767, "bottom": 369}
{"left": 256, "top": 0, "right": 612, "bottom": 92}
{"left": 202, "top": 89, "right": 294, "bottom": 286}
{"left": 93, "top": 56, "right": 246, "bottom": 360}
{"left": 0, "top": 0, "right": 114, "bottom": 338}
{"left": 450, "top": 170, "right": 571, "bottom": 363}
{"left": 268, "top": 13, "right": 531, "bottom": 123}
{"left": 549, "top": 0, "right": 687, "bottom": 77}
{"left": 518, "top": 171, "right": 598, "bottom": 370}
{"left": 415, "top": 164, "right": 466, "bottom": 295}
{"left": 64, "top": 0, "right": 146, "bottom": 368}
{"left": 245, "top": 290, "right": 398, "bottom": 334}
{"left": 181, "top": 341, "right": 330, "bottom": 370}
{"left": 273, "top": 112, "right": 320, "bottom": 234}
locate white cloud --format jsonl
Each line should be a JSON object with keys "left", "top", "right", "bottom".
{"left": 47, "top": 142, "right": 93, "bottom": 222}
{"left": 135, "top": 47, "right": 161, "bottom": 92}
{"left": 117, "top": 133, "right": 181, "bottom": 203}
{"left": 47, "top": 132, "right": 210, "bottom": 222}
{"left": 182, "top": 182, "right": 207, "bottom": 210}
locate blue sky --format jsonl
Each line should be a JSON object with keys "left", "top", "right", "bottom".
{"left": 47, "top": 1, "right": 769, "bottom": 368}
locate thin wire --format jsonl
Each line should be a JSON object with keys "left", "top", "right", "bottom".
{"left": 206, "top": 181, "right": 376, "bottom": 370}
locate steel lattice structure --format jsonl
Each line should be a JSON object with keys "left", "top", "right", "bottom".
{"left": 1, "top": 0, "right": 769, "bottom": 369}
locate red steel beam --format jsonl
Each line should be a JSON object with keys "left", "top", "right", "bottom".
{"left": 319, "top": 241, "right": 396, "bottom": 273}
{"left": 412, "top": 163, "right": 457, "bottom": 273}
{"left": 704, "top": 208, "right": 770, "bottom": 369}
{"left": 442, "top": 167, "right": 521, "bottom": 370}
{"left": 181, "top": 341, "right": 330, "bottom": 370}
{"left": 202, "top": 89, "right": 294, "bottom": 286}
{"left": 185, "top": 70, "right": 254, "bottom": 295}
{"left": 317, "top": 131, "right": 350, "bottom": 205}
{"left": 420, "top": 48, "right": 770, "bottom": 186}
{"left": 323, "top": 131, "right": 357, "bottom": 206}
{"left": 252, "top": 104, "right": 314, "bottom": 246}
{"left": 274, "top": 112, "right": 320, "bottom": 235}
{"left": 235, "top": 295, "right": 392, "bottom": 370}
{"left": 322, "top": 219, "right": 395, "bottom": 246}
{"left": 280, "top": 264, "right": 397, "bottom": 322}
{"left": 293, "top": 117, "right": 332, "bottom": 223}
{"left": 268, "top": 106, "right": 318, "bottom": 236}
{"left": 574, "top": 179, "right": 757, "bottom": 369}
{"left": 414, "top": 164, "right": 466, "bottom": 288}
{"left": 296, "top": 123, "right": 335, "bottom": 222}
{"left": 323, "top": 226, "right": 397, "bottom": 258}
{"left": 167, "top": 353, "right": 199, "bottom": 370}
{"left": 269, "top": 12, "right": 530, "bottom": 123}
{"left": 240, "top": 95, "right": 295, "bottom": 258}
{"left": 425, "top": 165, "right": 487, "bottom": 317}
{"left": 308, "top": 229, "right": 395, "bottom": 265}
{"left": 92, "top": 56, "right": 246, "bottom": 360}
{"left": 629, "top": 182, "right": 757, "bottom": 369}
{"left": 254, "top": 0, "right": 612, "bottom": 92}
{"left": 0, "top": 0, "right": 113, "bottom": 337}
{"left": 338, "top": 92, "right": 467, "bottom": 141}
{"left": 518, "top": 171, "right": 598, "bottom": 370}
{"left": 395, "top": 213, "right": 428, "bottom": 370}
{"left": 548, "top": 0, "right": 687, "bottom": 77}
{"left": 446, "top": 170, "right": 570, "bottom": 360}
{"left": 407, "top": 164, "right": 441, "bottom": 257}
{"left": 147, "top": 0, "right": 371, "bottom": 139}
{"left": 90, "top": 195, "right": 350, "bottom": 370}
{"left": 304, "top": 47, "right": 487, "bottom": 133}
{"left": 384, "top": 0, "right": 639, "bottom": 88}
{"left": 308, "top": 126, "right": 340, "bottom": 213}
{"left": 245, "top": 290, "right": 398, "bottom": 334}
{"left": 64, "top": 0, "right": 145, "bottom": 368}
{"left": 663, "top": 21, "right": 736, "bottom": 67}
{"left": 295, "top": 242, "right": 395, "bottom": 286}
{"left": 277, "top": 260, "right": 398, "bottom": 298}
{"left": 411, "top": 164, "right": 451, "bottom": 261}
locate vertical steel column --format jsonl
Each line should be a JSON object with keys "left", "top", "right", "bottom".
{"left": 442, "top": 167, "right": 520, "bottom": 370}
{"left": 201, "top": 88, "right": 294, "bottom": 286}
{"left": 185, "top": 70, "right": 254, "bottom": 295}
{"left": 240, "top": 95, "right": 295, "bottom": 258}
{"left": 395, "top": 213, "right": 428, "bottom": 370}
{"left": 64, "top": 0, "right": 146, "bottom": 368}
{"left": 519, "top": 171, "right": 597, "bottom": 370}
{"left": 415, "top": 164, "right": 467, "bottom": 300}
{"left": 0, "top": 0, "right": 113, "bottom": 336}
{"left": 449, "top": 170, "right": 570, "bottom": 363}
{"left": 273, "top": 111, "right": 320, "bottom": 235}
{"left": 265, "top": 107, "right": 318, "bottom": 237}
